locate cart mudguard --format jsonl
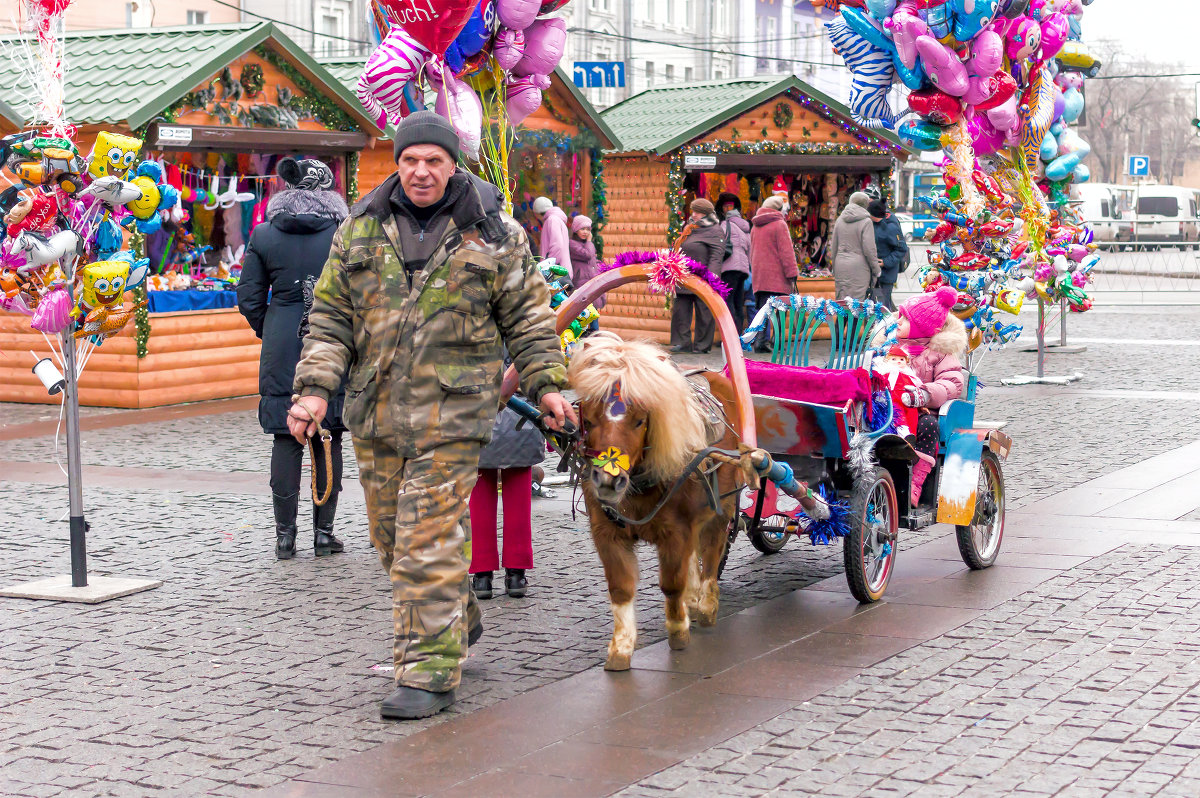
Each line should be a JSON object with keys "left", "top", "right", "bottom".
{"left": 984, "top": 429, "right": 1013, "bottom": 462}
{"left": 936, "top": 430, "right": 988, "bottom": 526}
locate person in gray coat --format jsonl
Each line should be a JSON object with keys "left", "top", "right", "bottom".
{"left": 671, "top": 198, "right": 725, "bottom": 353}
{"left": 828, "top": 191, "right": 880, "bottom": 301}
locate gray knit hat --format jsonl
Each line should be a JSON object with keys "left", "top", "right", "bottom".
{"left": 392, "top": 110, "right": 460, "bottom": 162}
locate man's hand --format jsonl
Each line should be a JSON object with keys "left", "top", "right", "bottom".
{"left": 539, "top": 392, "right": 578, "bottom": 431}
{"left": 288, "top": 395, "right": 328, "bottom": 444}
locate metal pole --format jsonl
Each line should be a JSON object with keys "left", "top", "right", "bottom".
{"left": 1059, "top": 296, "right": 1068, "bottom": 347}
{"left": 1036, "top": 297, "right": 1046, "bottom": 379}
{"left": 60, "top": 329, "right": 86, "bottom": 587}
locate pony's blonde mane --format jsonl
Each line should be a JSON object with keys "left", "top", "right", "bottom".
{"left": 568, "top": 332, "right": 708, "bottom": 483}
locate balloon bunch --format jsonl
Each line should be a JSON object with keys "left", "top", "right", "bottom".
{"left": 539, "top": 258, "right": 599, "bottom": 358}
{"left": 0, "top": 128, "right": 177, "bottom": 351}
{"left": 823, "top": 0, "right": 1100, "bottom": 346}
{"left": 355, "top": 0, "right": 571, "bottom": 160}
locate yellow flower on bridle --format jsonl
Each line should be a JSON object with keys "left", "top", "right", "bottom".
{"left": 591, "top": 446, "right": 630, "bottom": 477}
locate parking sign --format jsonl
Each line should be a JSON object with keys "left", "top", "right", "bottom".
{"left": 1128, "top": 155, "right": 1151, "bottom": 177}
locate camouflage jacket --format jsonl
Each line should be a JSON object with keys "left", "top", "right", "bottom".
{"left": 293, "top": 171, "right": 567, "bottom": 455}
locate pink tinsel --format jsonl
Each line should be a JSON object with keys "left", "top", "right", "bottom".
{"left": 600, "top": 249, "right": 730, "bottom": 298}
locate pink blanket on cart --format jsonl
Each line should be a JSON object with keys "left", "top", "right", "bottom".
{"left": 729, "top": 360, "right": 871, "bottom": 406}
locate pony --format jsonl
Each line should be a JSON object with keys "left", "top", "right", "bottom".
{"left": 568, "top": 332, "right": 744, "bottom": 671}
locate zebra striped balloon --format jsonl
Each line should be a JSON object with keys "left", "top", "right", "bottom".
{"left": 826, "top": 15, "right": 900, "bottom": 131}
{"left": 355, "top": 27, "right": 431, "bottom": 130}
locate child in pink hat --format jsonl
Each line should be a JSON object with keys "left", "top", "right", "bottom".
{"left": 893, "top": 286, "right": 968, "bottom": 506}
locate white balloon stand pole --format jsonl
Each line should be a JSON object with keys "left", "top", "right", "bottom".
{"left": 1001, "top": 297, "right": 1082, "bottom": 386}
{"left": 0, "top": 332, "right": 162, "bottom": 604}
{"left": 1017, "top": 296, "right": 1086, "bottom": 354}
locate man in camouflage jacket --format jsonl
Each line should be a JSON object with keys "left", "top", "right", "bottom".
{"left": 289, "top": 111, "right": 576, "bottom": 720}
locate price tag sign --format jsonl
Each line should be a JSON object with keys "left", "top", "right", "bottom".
{"left": 157, "top": 126, "right": 193, "bottom": 145}
{"left": 684, "top": 155, "right": 717, "bottom": 169}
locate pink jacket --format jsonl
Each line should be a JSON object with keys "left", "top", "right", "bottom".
{"left": 750, "top": 209, "right": 798, "bottom": 295}
{"left": 900, "top": 314, "right": 967, "bottom": 408}
{"left": 538, "top": 206, "right": 572, "bottom": 278}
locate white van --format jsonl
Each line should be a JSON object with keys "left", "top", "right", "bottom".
{"left": 1072, "top": 183, "right": 1132, "bottom": 242}
{"left": 1133, "top": 186, "right": 1200, "bottom": 244}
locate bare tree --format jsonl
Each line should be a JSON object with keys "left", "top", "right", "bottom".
{"left": 1082, "top": 41, "right": 1199, "bottom": 184}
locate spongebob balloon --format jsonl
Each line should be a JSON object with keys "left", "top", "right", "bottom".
{"left": 86, "top": 131, "right": 143, "bottom": 181}
{"left": 124, "top": 161, "right": 179, "bottom": 234}
{"left": 72, "top": 258, "right": 130, "bottom": 336}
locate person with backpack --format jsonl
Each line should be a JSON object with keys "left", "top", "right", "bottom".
{"left": 717, "top": 192, "right": 751, "bottom": 334}
{"left": 868, "top": 198, "right": 907, "bottom": 310}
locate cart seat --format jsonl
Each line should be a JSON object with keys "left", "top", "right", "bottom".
{"left": 735, "top": 359, "right": 871, "bottom": 406}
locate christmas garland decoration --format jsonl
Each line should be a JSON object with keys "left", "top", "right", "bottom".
{"left": 347, "top": 151, "right": 360, "bottom": 203}
{"left": 666, "top": 140, "right": 898, "bottom": 243}
{"left": 600, "top": 249, "right": 730, "bottom": 300}
{"left": 133, "top": 284, "right": 150, "bottom": 358}
{"left": 255, "top": 46, "right": 358, "bottom": 132}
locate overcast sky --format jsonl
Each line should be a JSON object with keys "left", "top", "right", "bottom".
{"left": 1085, "top": 1, "right": 1200, "bottom": 71}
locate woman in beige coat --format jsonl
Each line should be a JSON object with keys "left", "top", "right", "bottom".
{"left": 828, "top": 191, "right": 880, "bottom": 301}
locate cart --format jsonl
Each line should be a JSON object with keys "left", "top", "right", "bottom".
{"left": 501, "top": 266, "right": 1009, "bottom": 605}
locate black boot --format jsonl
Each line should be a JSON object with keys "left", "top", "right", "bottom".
{"left": 313, "top": 492, "right": 344, "bottom": 557}
{"left": 471, "top": 572, "right": 493, "bottom": 600}
{"left": 380, "top": 685, "right": 456, "bottom": 720}
{"left": 273, "top": 491, "right": 298, "bottom": 560}
{"left": 505, "top": 568, "right": 528, "bottom": 598}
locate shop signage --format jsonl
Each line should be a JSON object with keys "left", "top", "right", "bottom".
{"left": 684, "top": 155, "right": 717, "bottom": 169}
{"left": 157, "top": 126, "right": 193, "bottom": 145}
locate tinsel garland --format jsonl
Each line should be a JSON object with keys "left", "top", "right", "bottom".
{"left": 591, "top": 147, "right": 606, "bottom": 260}
{"left": 128, "top": 230, "right": 151, "bottom": 358}
{"left": 666, "top": 140, "right": 899, "bottom": 243}
{"left": 347, "top": 151, "right": 359, "bottom": 203}
{"left": 601, "top": 249, "right": 730, "bottom": 298}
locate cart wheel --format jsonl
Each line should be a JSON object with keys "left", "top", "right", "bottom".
{"left": 747, "top": 515, "right": 790, "bottom": 554}
{"left": 844, "top": 467, "right": 898, "bottom": 603}
{"left": 716, "top": 515, "right": 746, "bottom": 579}
{"left": 955, "top": 450, "right": 1005, "bottom": 569}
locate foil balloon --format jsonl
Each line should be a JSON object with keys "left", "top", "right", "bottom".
{"left": 495, "top": 0, "right": 538, "bottom": 30}
{"left": 1021, "top": 67, "right": 1055, "bottom": 171}
{"left": 898, "top": 118, "right": 945, "bottom": 151}
{"left": 30, "top": 285, "right": 71, "bottom": 334}
{"left": 907, "top": 87, "right": 962, "bottom": 125}
{"left": 86, "top": 131, "right": 143, "bottom": 181}
{"left": 355, "top": 26, "right": 431, "bottom": 129}
{"left": 429, "top": 68, "right": 484, "bottom": 159}
{"left": 965, "top": 29, "right": 1003, "bottom": 77}
{"left": 506, "top": 75, "right": 546, "bottom": 126}
{"left": 444, "top": 0, "right": 495, "bottom": 74}
{"left": 512, "top": 16, "right": 566, "bottom": 77}
{"left": 1038, "top": 11, "right": 1069, "bottom": 61}
{"left": 914, "top": 35, "right": 969, "bottom": 96}
{"left": 826, "top": 15, "right": 899, "bottom": 129}
{"left": 493, "top": 27, "right": 525, "bottom": 70}
{"left": 950, "top": 0, "right": 1000, "bottom": 41}
{"left": 885, "top": 1, "right": 926, "bottom": 70}
{"left": 375, "top": 0, "right": 478, "bottom": 56}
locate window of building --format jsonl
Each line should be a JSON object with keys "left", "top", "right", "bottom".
{"left": 714, "top": 69, "right": 724, "bottom": 79}
{"left": 684, "top": 0, "right": 693, "bottom": 27}
{"left": 665, "top": 64, "right": 674, "bottom": 81}
{"left": 645, "top": 61, "right": 655, "bottom": 86}
{"left": 186, "top": 9, "right": 208, "bottom": 25}
{"left": 666, "top": 0, "right": 674, "bottom": 25}
{"left": 712, "top": 0, "right": 727, "bottom": 33}
{"left": 125, "top": 2, "right": 134, "bottom": 26}
{"left": 646, "top": 0, "right": 654, "bottom": 23}
{"left": 589, "top": 0, "right": 612, "bottom": 10}
{"left": 684, "top": 66, "right": 693, "bottom": 81}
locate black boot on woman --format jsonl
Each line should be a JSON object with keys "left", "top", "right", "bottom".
{"left": 313, "top": 492, "right": 344, "bottom": 556}
{"left": 471, "top": 572, "right": 494, "bottom": 600}
{"left": 273, "top": 491, "right": 299, "bottom": 560}
{"left": 505, "top": 568, "right": 528, "bottom": 598}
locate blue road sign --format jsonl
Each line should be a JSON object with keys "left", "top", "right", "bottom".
{"left": 1128, "top": 155, "right": 1151, "bottom": 177}
{"left": 573, "top": 61, "right": 625, "bottom": 88}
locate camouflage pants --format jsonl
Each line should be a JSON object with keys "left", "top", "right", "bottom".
{"left": 353, "top": 437, "right": 482, "bottom": 692}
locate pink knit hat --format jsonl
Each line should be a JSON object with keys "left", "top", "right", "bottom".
{"left": 570, "top": 214, "right": 592, "bottom": 233}
{"left": 899, "top": 286, "right": 957, "bottom": 339}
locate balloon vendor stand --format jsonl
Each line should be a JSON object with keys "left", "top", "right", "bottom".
{"left": 597, "top": 76, "right": 912, "bottom": 344}
{"left": 1001, "top": 296, "right": 1084, "bottom": 386}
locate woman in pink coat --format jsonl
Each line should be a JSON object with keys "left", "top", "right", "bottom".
{"left": 894, "top": 286, "right": 967, "bottom": 505}
{"left": 749, "top": 195, "right": 798, "bottom": 351}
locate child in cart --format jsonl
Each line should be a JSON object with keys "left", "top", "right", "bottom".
{"left": 890, "top": 286, "right": 967, "bottom": 506}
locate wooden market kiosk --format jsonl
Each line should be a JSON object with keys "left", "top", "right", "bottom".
{"left": 0, "top": 23, "right": 383, "bottom": 408}
{"left": 599, "top": 76, "right": 912, "bottom": 344}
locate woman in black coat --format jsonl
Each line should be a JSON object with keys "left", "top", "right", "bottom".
{"left": 237, "top": 158, "right": 349, "bottom": 560}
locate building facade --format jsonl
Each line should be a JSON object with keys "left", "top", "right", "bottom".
{"left": 240, "top": 0, "right": 372, "bottom": 59}
{"left": 566, "top": 0, "right": 853, "bottom": 110}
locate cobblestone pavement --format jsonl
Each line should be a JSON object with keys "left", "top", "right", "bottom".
{"left": 615, "top": 544, "right": 1200, "bottom": 798}
{"left": 2, "top": 304, "right": 1199, "bottom": 796}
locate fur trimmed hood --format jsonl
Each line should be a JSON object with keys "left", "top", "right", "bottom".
{"left": 918, "top": 313, "right": 968, "bottom": 356}
{"left": 267, "top": 189, "right": 349, "bottom": 230}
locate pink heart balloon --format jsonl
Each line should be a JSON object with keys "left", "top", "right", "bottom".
{"left": 512, "top": 16, "right": 566, "bottom": 78}
{"left": 506, "top": 76, "right": 543, "bottom": 126}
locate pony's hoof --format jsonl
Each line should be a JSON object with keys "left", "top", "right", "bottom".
{"left": 605, "top": 652, "right": 632, "bottom": 671}
{"left": 695, "top": 610, "right": 717, "bottom": 628}
{"left": 668, "top": 629, "right": 690, "bottom": 650}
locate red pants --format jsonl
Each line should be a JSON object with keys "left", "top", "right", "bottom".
{"left": 468, "top": 467, "right": 533, "bottom": 573}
